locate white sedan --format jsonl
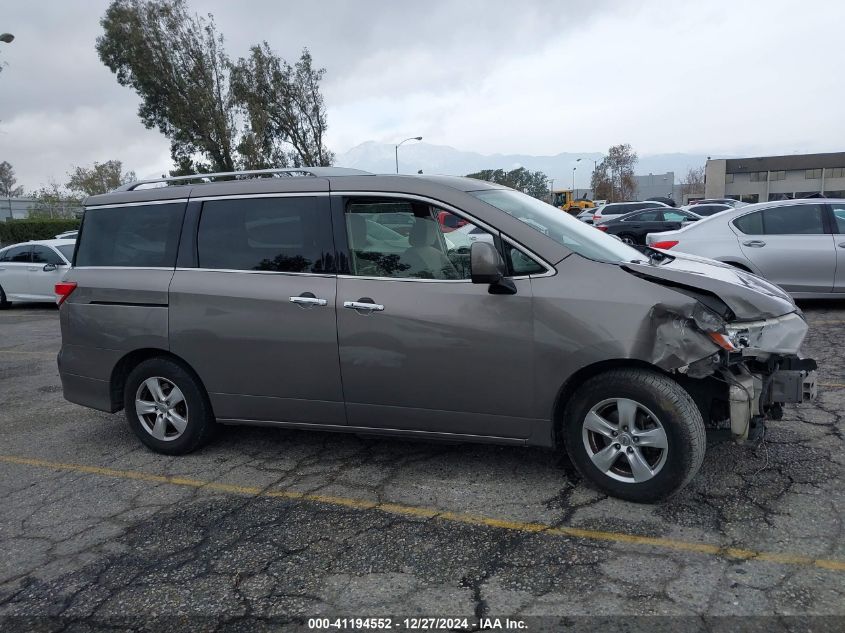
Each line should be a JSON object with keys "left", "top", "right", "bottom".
{"left": 0, "top": 239, "right": 76, "bottom": 307}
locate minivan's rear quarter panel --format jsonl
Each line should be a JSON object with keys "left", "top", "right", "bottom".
{"left": 59, "top": 269, "right": 173, "bottom": 411}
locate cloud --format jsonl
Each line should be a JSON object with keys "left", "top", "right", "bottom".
{"left": 0, "top": 0, "right": 842, "bottom": 192}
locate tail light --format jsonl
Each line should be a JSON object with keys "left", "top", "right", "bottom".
{"left": 651, "top": 240, "right": 679, "bottom": 250}
{"left": 55, "top": 282, "right": 77, "bottom": 306}
{"left": 595, "top": 225, "right": 608, "bottom": 231}
{"left": 592, "top": 214, "right": 601, "bottom": 222}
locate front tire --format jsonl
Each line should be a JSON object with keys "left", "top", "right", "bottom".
{"left": 124, "top": 357, "right": 216, "bottom": 455}
{"left": 563, "top": 368, "right": 706, "bottom": 503}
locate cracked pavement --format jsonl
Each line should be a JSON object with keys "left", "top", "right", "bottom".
{"left": 1, "top": 302, "right": 844, "bottom": 630}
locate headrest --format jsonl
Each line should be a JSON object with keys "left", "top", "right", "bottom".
{"left": 409, "top": 218, "right": 439, "bottom": 247}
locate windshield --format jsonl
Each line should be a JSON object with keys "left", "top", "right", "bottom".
{"left": 56, "top": 244, "right": 75, "bottom": 262}
{"left": 470, "top": 189, "right": 645, "bottom": 263}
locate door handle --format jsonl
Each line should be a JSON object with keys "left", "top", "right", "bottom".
{"left": 742, "top": 240, "right": 766, "bottom": 248}
{"left": 343, "top": 300, "right": 384, "bottom": 312}
{"left": 289, "top": 295, "right": 327, "bottom": 306}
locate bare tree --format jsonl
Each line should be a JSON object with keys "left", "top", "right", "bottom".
{"left": 590, "top": 144, "right": 638, "bottom": 201}
{"left": 681, "top": 166, "right": 705, "bottom": 197}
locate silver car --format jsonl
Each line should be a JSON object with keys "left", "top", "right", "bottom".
{"left": 593, "top": 200, "right": 669, "bottom": 224}
{"left": 57, "top": 168, "right": 817, "bottom": 502}
{"left": 646, "top": 198, "right": 845, "bottom": 298}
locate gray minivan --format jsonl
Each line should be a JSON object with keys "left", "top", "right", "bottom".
{"left": 57, "top": 168, "right": 817, "bottom": 502}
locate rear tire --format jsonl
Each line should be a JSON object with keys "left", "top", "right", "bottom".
{"left": 618, "top": 233, "right": 638, "bottom": 246}
{"left": 0, "top": 286, "right": 10, "bottom": 310}
{"left": 563, "top": 368, "right": 706, "bottom": 503}
{"left": 124, "top": 357, "right": 216, "bottom": 455}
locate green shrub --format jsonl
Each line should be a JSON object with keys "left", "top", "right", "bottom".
{"left": 0, "top": 219, "right": 82, "bottom": 246}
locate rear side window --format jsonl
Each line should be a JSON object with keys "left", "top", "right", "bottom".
{"left": 76, "top": 203, "right": 184, "bottom": 267}
{"left": 733, "top": 204, "right": 825, "bottom": 235}
{"left": 0, "top": 245, "right": 30, "bottom": 262}
{"left": 625, "top": 210, "right": 660, "bottom": 221}
{"left": 197, "top": 197, "right": 333, "bottom": 273}
{"left": 760, "top": 204, "right": 825, "bottom": 235}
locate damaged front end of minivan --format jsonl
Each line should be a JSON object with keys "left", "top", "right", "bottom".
{"left": 625, "top": 252, "right": 817, "bottom": 443}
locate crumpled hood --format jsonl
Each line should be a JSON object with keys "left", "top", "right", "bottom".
{"left": 623, "top": 251, "right": 796, "bottom": 321}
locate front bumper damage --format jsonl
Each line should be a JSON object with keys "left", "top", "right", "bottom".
{"left": 673, "top": 311, "right": 818, "bottom": 443}
{"left": 724, "top": 356, "right": 817, "bottom": 442}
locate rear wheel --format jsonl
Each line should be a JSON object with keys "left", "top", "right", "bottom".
{"left": 563, "top": 368, "right": 706, "bottom": 502}
{"left": 0, "top": 285, "right": 10, "bottom": 310}
{"left": 124, "top": 357, "right": 216, "bottom": 455}
{"left": 618, "top": 233, "right": 638, "bottom": 246}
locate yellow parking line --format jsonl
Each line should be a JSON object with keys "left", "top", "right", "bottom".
{"left": 1, "top": 454, "right": 843, "bottom": 572}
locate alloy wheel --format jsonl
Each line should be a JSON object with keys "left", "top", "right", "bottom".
{"left": 582, "top": 397, "right": 668, "bottom": 483}
{"left": 135, "top": 377, "right": 189, "bottom": 441}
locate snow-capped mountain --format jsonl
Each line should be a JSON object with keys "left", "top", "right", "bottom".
{"left": 335, "top": 141, "right": 721, "bottom": 188}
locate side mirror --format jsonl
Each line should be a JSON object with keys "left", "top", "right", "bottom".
{"left": 42, "top": 263, "right": 57, "bottom": 272}
{"left": 470, "top": 242, "right": 516, "bottom": 294}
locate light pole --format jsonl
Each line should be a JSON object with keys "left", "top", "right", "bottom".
{"left": 395, "top": 136, "right": 422, "bottom": 174}
{"left": 572, "top": 166, "right": 577, "bottom": 192}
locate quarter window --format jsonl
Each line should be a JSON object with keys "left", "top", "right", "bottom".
{"left": 197, "top": 197, "right": 332, "bottom": 273}
{"left": 344, "top": 198, "right": 495, "bottom": 280}
{"left": 76, "top": 203, "right": 184, "bottom": 267}
{"left": 733, "top": 212, "right": 763, "bottom": 234}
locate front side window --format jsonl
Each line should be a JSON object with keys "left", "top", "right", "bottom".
{"left": 76, "top": 203, "right": 184, "bottom": 267}
{"left": 344, "top": 198, "right": 496, "bottom": 280}
{"left": 31, "top": 245, "right": 65, "bottom": 265}
{"left": 197, "top": 197, "right": 332, "bottom": 273}
{"left": 471, "top": 189, "right": 644, "bottom": 264}
{"left": 663, "top": 210, "right": 691, "bottom": 222}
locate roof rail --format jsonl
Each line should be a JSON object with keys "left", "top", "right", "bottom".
{"left": 115, "top": 167, "right": 372, "bottom": 192}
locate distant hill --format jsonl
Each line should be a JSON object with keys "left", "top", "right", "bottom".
{"left": 335, "top": 141, "right": 727, "bottom": 188}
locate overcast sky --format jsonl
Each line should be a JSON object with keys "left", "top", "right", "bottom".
{"left": 2, "top": 0, "right": 843, "bottom": 191}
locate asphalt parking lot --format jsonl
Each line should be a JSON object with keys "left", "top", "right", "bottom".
{"left": 1, "top": 303, "right": 844, "bottom": 631}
